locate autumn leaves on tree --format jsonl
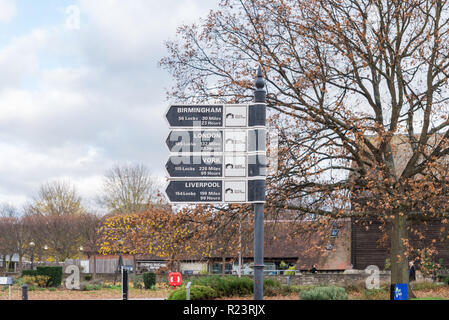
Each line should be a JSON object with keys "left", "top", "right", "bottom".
{"left": 161, "top": 0, "right": 449, "bottom": 287}
{"left": 4, "top": 0, "right": 449, "bottom": 289}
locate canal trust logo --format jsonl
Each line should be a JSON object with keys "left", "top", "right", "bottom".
{"left": 225, "top": 104, "right": 247, "bottom": 127}
{"left": 223, "top": 181, "right": 246, "bottom": 202}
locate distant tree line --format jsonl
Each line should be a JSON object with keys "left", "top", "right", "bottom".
{"left": 0, "top": 163, "right": 160, "bottom": 273}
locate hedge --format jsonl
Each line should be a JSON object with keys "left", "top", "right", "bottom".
{"left": 190, "top": 276, "right": 252, "bottom": 297}
{"left": 168, "top": 285, "right": 217, "bottom": 300}
{"left": 143, "top": 272, "right": 156, "bottom": 289}
{"left": 189, "top": 276, "right": 281, "bottom": 298}
{"left": 36, "top": 266, "right": 63, "bottom": 287}
{"left": 21, "top": 270, "right": 38, "bottom": 277}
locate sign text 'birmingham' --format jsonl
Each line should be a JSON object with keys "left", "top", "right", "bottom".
{"left": 166, "top": 104, "right": 266, "bottom": 128}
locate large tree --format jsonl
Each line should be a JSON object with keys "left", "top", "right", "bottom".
{"left": 26, "top": 181, "right": 86, "bottom": 262}
{"left": 28, "top": 180, "right": 85, "bottom": 217}
{"left": 99, "top": 203, "right": 212, "bottom": 272}
{"left": 97, "top": 163, "right": 161, "bottom": 214}
{"left": 0, "top": 204, "right": 31, "bottom": 272}
{"left": 161, "top": 0, "right": 449, "bottom": 291}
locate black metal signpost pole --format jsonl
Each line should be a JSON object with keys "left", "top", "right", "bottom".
{"left": 253, "top": 66, "right": 266, "bottom": 300}
{"left": 122, "top": 268, "right": 128, "bottom": 300}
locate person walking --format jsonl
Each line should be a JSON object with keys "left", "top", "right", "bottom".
{"left": 409, "top": 261, "right": 416, "bottom": 282}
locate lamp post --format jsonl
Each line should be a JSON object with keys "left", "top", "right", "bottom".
{"left": 79, "top": 246, "right": 84, "bottom": 260}
{"left": 43, "top": 245, "right": 48, "bottom": 265}
{"left": 117, "top": 240, "right": 123, "bottom": 271}
{"left": 29, "top": 242, "right": 35, "bottom": 270}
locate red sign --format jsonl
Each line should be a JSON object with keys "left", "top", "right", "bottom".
{"left": 168, "top": 272, "right": 182, "bottom": 289}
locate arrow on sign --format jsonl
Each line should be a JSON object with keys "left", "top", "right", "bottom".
{"left": 165, "top": 155, "right": 223, "bottom": 178}
{"left": 166, "top": 130, "right": 224, "bottom": 153}
{"left": 165, "top": 180, "right": 223, "bottom": 203}
{"left": 166, "top": 105, "right": 223, "bottom": 127}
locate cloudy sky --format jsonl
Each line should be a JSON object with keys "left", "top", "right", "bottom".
{"left": 0, "top": 0, "right": 217, "bottom": 209}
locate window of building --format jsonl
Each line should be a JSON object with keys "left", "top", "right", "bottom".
{"left": 211, "top": 262, "right": 233, "bottom": 274}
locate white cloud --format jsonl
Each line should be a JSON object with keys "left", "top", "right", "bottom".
{"left": 0, "top": 29, "right": 48, "bottom": 89}
{"left": 0, "top": 0, "right": 16, "bottom": 23}
{"left": 0, "top": 0, "right": 218, "bottom": 207}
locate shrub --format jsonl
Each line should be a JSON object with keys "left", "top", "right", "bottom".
{"left": 299, "top": 286, "right": 348, "bottom": 300}
{"left": 20, "top": 275, "right": 51, "bottom": 288}
{"left": 191, "top": 276, "right": 253, "bottom": 297}
{"left": 36, "top": 266, "right": 63, "bottom": 287}
{"left": 133, "top": 274, "right": 144, "bottom": 289}
{"left": 278, "top": 284, "right": 317, "bottom": 296}
{"left": 34, "top": 276, "right": 51, "bottom": 287}
{"left": 104, "top": 284, "right": 121, "bottom": 290}
{"left": 80, "top": 282, "right": 102, "bottom": 291}
{"left": 264, "top": 278, "right": 281, "bottom": 288}
{"left": 436, "top": 274, "right": 449, "bottom": 285}
{"left": 156, "top": 282, "right": 169, "bottom": 290}
{"left": 190, "top": 276, "right": 282, "bottom": 298}
{"left": 167, "top": 285, "right": 217, "bottom": 300}
{"left": 263, "top": 278, "right": 282, "bottom": 296}
{"left": 78, "top": 279, "right": 104, "bottom": 290}
{"left": 143, "top": 272, "right": 156, "bottom": 289}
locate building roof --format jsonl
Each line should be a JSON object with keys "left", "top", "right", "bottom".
{"left": 134, "top": 219, "right": 352, "bottom": 270}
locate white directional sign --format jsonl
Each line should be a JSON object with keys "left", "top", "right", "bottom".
{"left": 166, "top": 104, "right": 250, "bottom": 128}
{"left": 165, "top": 179, "right": 267, "bottom": 203}
{"left": 164, "top": 102, "right": 266, "bottom": 204}
{"left": 165, "top": 154, "right": 266, "bottom": 178}
{"left": 166, "top": 129, "right": 266, "bottom": 154}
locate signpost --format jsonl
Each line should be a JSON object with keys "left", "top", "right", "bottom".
{"left": 166, "top": 152, "right": 266, "bottom": 179}
{"left": 0, "top": 277, "right": 13, "bottom": 300}
{"left": 166, "top": 104, "right": 264, "bottom": 128}
{"left": 0, "top": 277, "right": 13, "bottom": 285}
{"left": 164, "top": 67, "right": 267, "bottom": 300}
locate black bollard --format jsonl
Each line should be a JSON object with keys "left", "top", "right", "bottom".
{"left": 22, "top": 284, "right": 28, "bottom": 300}
{"left": 122, "top": 268, "right": 128, "bottom": 300}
